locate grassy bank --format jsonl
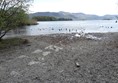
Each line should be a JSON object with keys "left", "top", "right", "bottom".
{"left": 19, "top": 19, "right": 38, "bottom": 26}
{"left": 25, "top": 19, "right": 38, "bottom": 25}
{"left": 0, "top": 38, "right": 29, "bottom": 49}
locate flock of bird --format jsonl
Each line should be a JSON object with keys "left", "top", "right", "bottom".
{"left": 14, "top": 22, "right": 116, "bottom": 34}
{"left": 29, "top": 25, "right": 114, "bottom": 33}
{"left": 31, "top": 27, "right": 85, "bottom": 33}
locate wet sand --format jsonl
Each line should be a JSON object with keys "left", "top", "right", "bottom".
{"left": 0, "top": 32, "right": 118, "bottom": 83}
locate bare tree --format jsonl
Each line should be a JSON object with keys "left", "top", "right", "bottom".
{"left": 0, "top": 0, "right": 33, "bottom": 41}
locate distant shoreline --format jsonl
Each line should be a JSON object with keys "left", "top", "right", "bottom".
{"left": 29, "top": 11, "right": 118, "bottom": 20}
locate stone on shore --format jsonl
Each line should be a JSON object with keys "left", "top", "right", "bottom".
{"left": 45, "top": 45, "right": 63, "bottom": 52}
{"left": 32, "top": 49, "right": 42, "bottom": 54}
{"left": 28, "top": 61, "right": 40, "bottom": 66}
{"left": 42, "top": 51, "right": 51, "bottom": 56}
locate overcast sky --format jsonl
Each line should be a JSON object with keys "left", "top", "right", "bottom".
{"left": 29, "top": 0, "right": 118, "bottom": 16}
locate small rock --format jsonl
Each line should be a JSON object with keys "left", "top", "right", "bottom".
{"left": 28, "top": 61, "right": 40, "bottom": 66}
{"left": 41, "top": 58, "right": 44, "bottom": 60}
{"left": 75, "top": 62, "right": 80, "bottom": 68}
{"left": 32, "top": 49, "right": 42, "bottom": 54}
{"left": 75, "top": 34, "right": 81, "bottom": 37}
{"left": 42, "top": 51, "right": 51, "bottom": 56}
{"left": 33, "top": 76, "right": 41, "bottom": 81}
{"left": 45, "top": 45, "right": 54, "bottom": 50}
{"left": 70, "top": 36, "right": 74, "bottom": 39}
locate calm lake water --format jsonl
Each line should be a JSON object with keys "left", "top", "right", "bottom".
{"left": 6, "top": 20, "right": 118, "bottom": 37}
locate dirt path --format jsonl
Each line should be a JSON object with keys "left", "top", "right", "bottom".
{"left": 0, "top": 33, "right": 118, "bottom": 83}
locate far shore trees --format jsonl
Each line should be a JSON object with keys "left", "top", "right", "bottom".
{"left": 33, "top": 16, "right": 73, "bottom": 21}
{"left": 0, "top": 0, "right": 33, "bottom": 41}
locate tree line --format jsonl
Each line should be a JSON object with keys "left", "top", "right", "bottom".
{"left": 33, "top": 16, "right": 73, "bottom": 21}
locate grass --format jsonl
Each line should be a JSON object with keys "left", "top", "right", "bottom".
{"left": 19, "top": 19, "right": 38, "bottom": 26}
{"left": 26, "top": 19, "right": 38, "bottom": 26}
{"left": 0, "top": 38, "right": 29, "bottom": 49}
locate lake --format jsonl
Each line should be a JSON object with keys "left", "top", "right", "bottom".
{"left": 6, "top": 20, "right": 118, "bottom": 37}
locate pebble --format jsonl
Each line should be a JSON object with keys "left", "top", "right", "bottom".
{"left": 41, "top": 58, "right": 44, "bottom": 60}
{"left": 75, "top": 34, "right": 81, "bottom": 37}
{"left": 75, "top": 62, "right": 80, "bottom": 67}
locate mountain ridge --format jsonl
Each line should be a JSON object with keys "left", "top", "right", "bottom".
{"left": 29, "top": 11, "right": 118, "bottom": 20}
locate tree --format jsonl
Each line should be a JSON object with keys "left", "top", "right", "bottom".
{"left": 33, "top": 16, "right": 73, "bottom": 21}
{"left": 0, "top": 0, "right": 32, "bottom": 41}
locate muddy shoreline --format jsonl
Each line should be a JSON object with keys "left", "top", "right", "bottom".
{"left": 0, "top": 32, "right": 118, "bottom": 83}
